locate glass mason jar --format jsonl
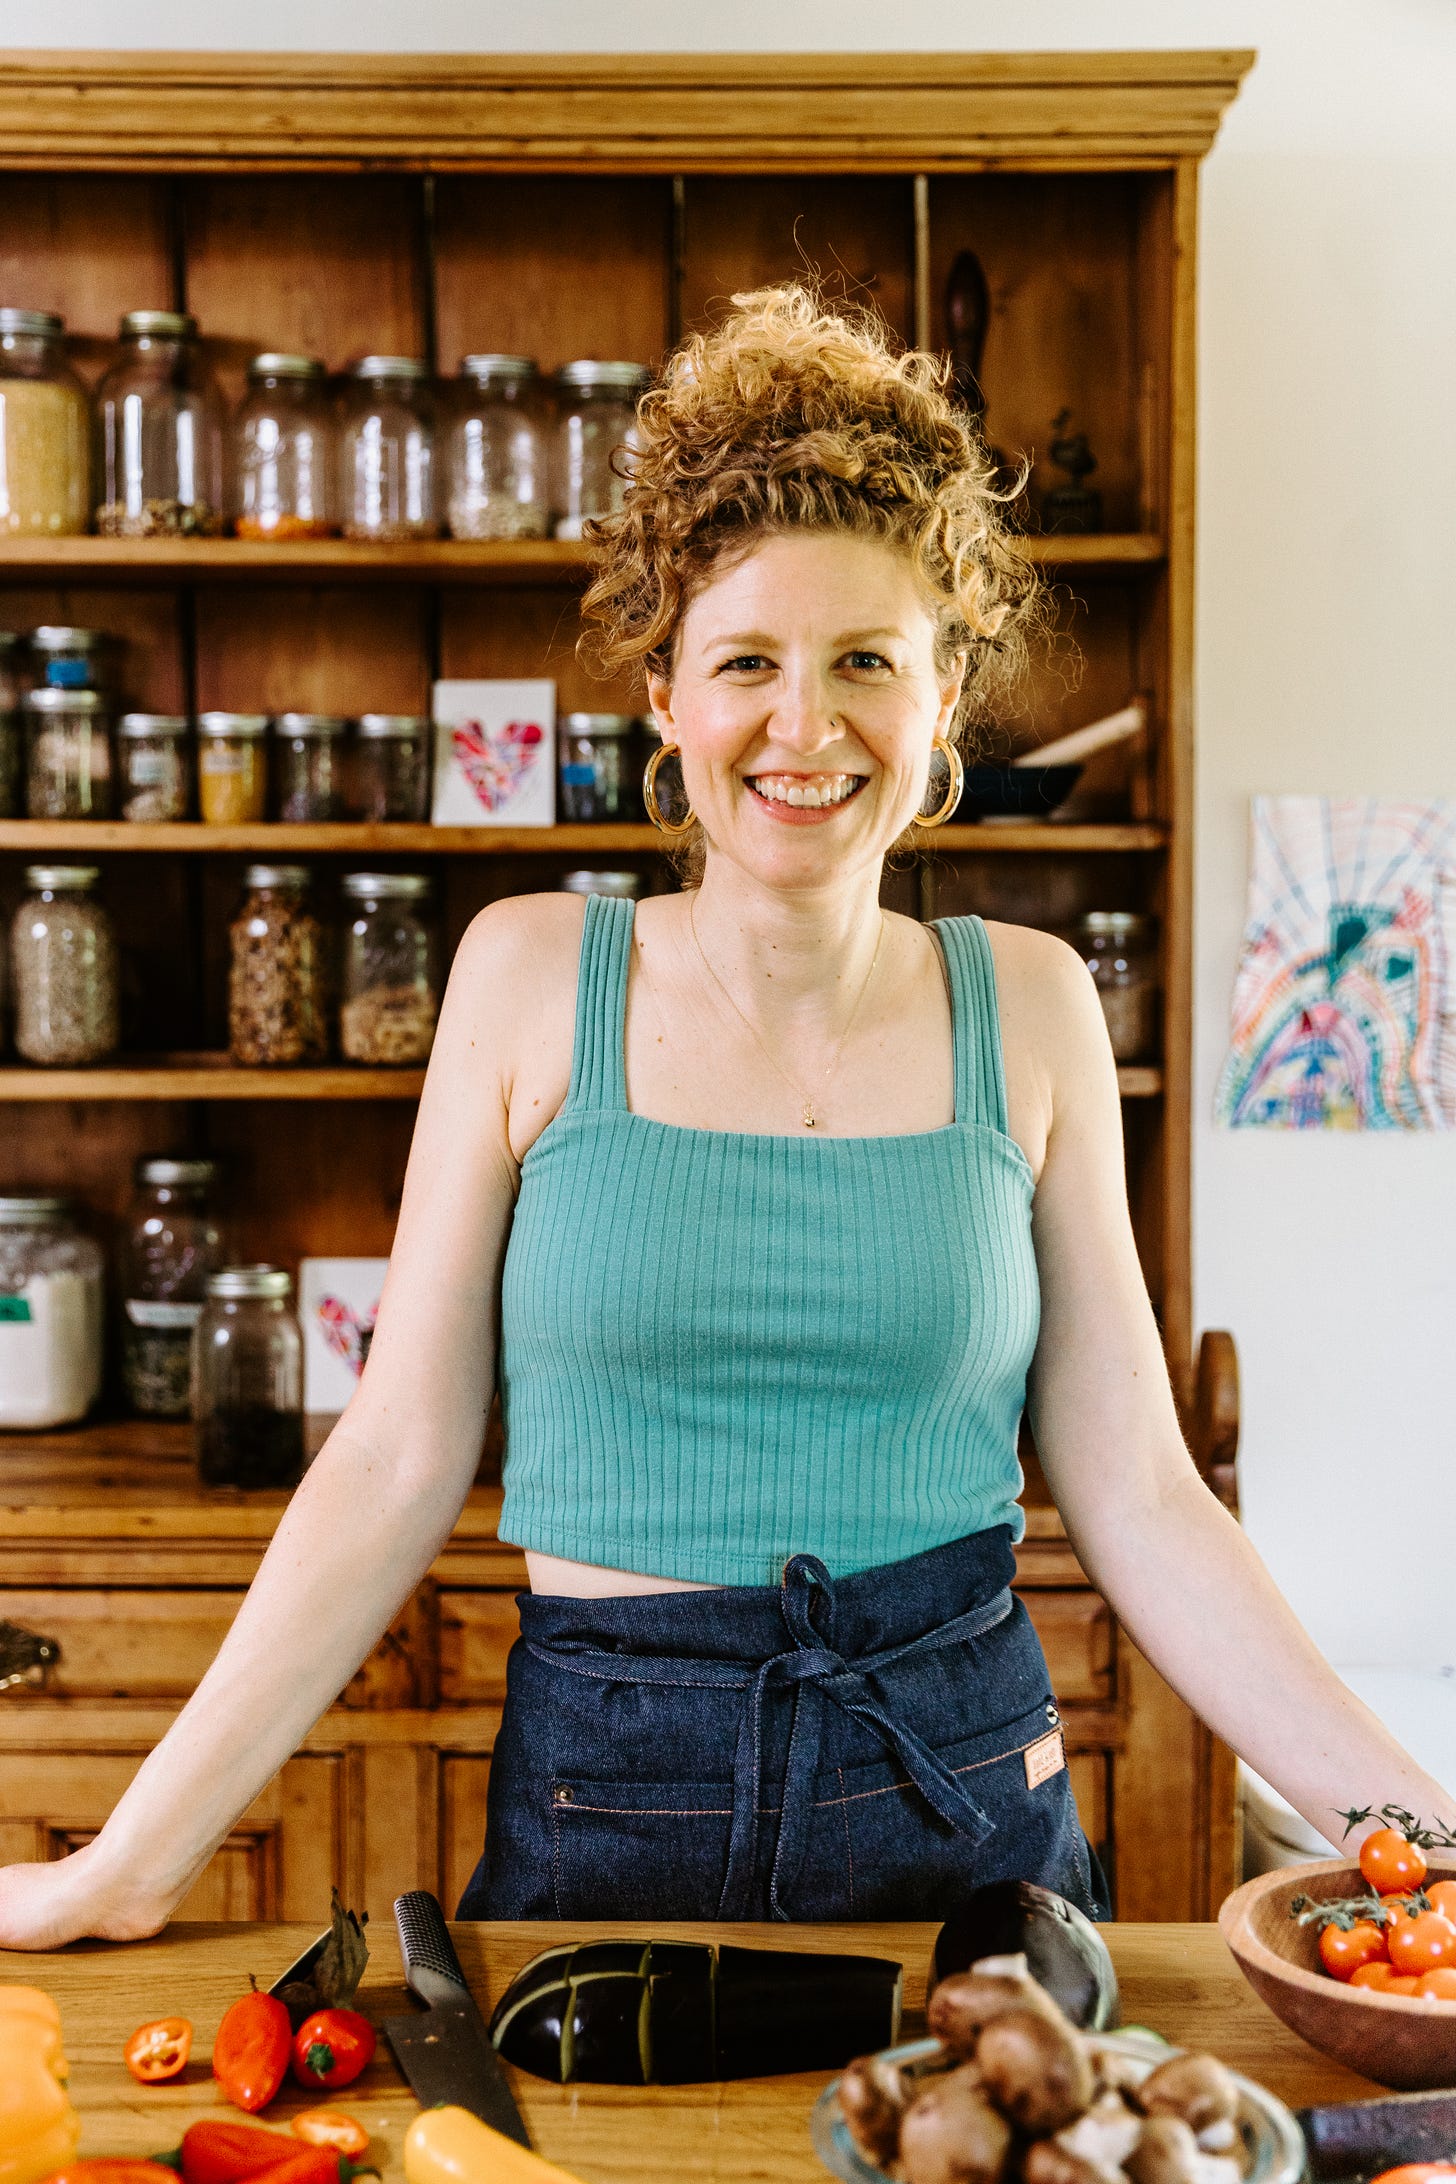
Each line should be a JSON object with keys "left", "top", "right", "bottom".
{"left": 557, "top": 711, "right": 646, "bottom": 822}
{"left": 0, "top": 309, "right": 89, "bottom": 536}
{"left": 339, "top": 871, "right": 438, "bottom": 1065}
{"left": 0, "top": 1194, "right": 105, "bottom": 1430}
{"left": 121, "top": 1156, "right": 224, "bottom": 1418}
{"left": 94, "top": 309, "right": 225, "bottom": 538}
{"left": 11, "top": 865, "right": 120, "bottom": 1065}
{"left": 273, "top": 712, "right": 346, "bottom": 823}
{"left": 1078, "top": 911, "right": 1159, "bottom": 1062}
{"left": 23, "top": 687, "right": 112, "bottom": 819}
{"left": 445, "top": 355, "right": 549, "bottom": 540}
{"left": 559, "top": 869, "right": 644, "bottom": 901}
{"left": 232, "top": 353, "right": 337, "bottom": 540}
{"left": 228, "top": 863, "right": 327, "bottom": 1066}
{"left": 351, "top": 712, "right": 430, "bottom": 823}
{"left": 197, "top": 711, "right": 269, "bottom": 826}
{"left": 29, "top": 625, "right": 110, "bottom": 693}
{"left": 0, "top": 631, "right": 22, "bottom": 819}
{"left": 118, "top": 712, "right": 190, "bottom": 822}
{"left": 191, "top": 1264, "right": 304, "bottom": 1488}
{"left": 552, "top": 360, "right": 649, "bottom": 539}
{"left": 339, "top": 356, "right": 436, "bottom": 541}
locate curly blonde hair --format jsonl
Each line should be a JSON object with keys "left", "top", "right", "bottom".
{"left": 579, "top": 283, "right": 1038, "bottom": 741}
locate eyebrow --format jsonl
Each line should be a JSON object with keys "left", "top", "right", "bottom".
{"left": 704, "top": 627, "right": 909, "bottom": 649}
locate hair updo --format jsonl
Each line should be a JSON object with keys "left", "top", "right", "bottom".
{"left": 579, "top": 282, "right": 1038, "bottom": 740}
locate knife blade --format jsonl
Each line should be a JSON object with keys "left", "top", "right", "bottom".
{"left": 267, "top": 1929, "right": 332, "bottom": 1999}
{"left": 1298, "top": 2090, "right": 1456, "bottom": 2179}
{"left": 383, "top": 1889, "right": 532, "bottom": 2150}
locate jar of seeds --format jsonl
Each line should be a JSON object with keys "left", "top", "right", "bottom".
{"left": 232, "top": 353, "right": 336, "bottom": 539}
{"left": 24, "top": 687, "right": 113, "bottom": 818}
{"left": 191, "top": 1264, "right": 304, "bottom": 1488}
{"left": 228, "top": 863, "right": 327, "bottom": 1066}
{"left": 445, "top": 355, "right": 549, "bottom": 539}
{"left": 351, "top": 712, "right": 430, "bottom": 822}
{"left": 274, "top": 712, "right": 347, "bottom": 823}
{"left": 0, "top": 310, "right": 89, "bottom": 536}
{"left": 118, "top": 712, "right": 190, "bottom": 822}
{"left": 121, "top": 1156, "right": 223, "bottom": 1417}
{"left": 339, "top": 871, "right": 438, "bottom": 1064}
{"left": 94, "top": 310, "right": 224, "bottom": 537}
{"left": 198, "top": 711, "right": 269, "bottom": 826}
{"left": 11, "top": 865, "right": 120, "bottom": 1065}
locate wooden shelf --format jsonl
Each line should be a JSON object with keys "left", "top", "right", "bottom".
{"left": 0, "top": 819, "right": 1168, "bottom": 855}
{"left": 0, "top": 532, "right": 1165, "bottom": 586}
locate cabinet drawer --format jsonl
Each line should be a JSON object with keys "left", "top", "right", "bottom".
{"left": 438, "top": 1590, "right": 521, "bottom": 1703}
{"left": 0, "top": 1589, "right": 244, "bottom": 1699}
{"left": 1021, "top": 1591, "right": 1113, "bottom": 1704}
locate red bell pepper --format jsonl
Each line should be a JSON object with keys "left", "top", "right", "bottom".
{"left": 290, "top": 2010, "right": 375, "bottom": 2091}
{"left": 178, "top": 2126, "right": 341, "bottom": 2184}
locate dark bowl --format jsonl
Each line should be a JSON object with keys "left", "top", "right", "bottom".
{"left": 955, "top": 763, "right": 1083, "bottom": 821}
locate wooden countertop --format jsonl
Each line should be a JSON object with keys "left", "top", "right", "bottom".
{"left": 2, "top": 1920, "right": 1382, "bottom": 2183}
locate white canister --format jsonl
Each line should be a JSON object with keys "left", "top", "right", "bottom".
{"left": 0, "top": 1194, "right": 104, "bottom": 1428}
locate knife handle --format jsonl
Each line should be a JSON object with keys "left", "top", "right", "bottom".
{"left": 394, "top": 1889, "right": 473, "bottom": 2010}
{"left": 1298, "top": 2092, "right": 1456, "bottom": 2179}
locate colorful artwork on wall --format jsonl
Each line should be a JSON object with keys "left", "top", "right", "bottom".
{"left": 430, "top": 678, "right": 556, "bottom": 826}
{"left": 1215, "top": 796, "right": 1456, "bottom": 1130}
{"left": 299, "top": 1257, "right": 388, "bottom": 1412}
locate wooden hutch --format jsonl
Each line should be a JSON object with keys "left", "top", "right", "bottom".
{"left": 0, "top": 50, "right": 1251, "bottom": 1920}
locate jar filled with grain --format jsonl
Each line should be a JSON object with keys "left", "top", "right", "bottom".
{"left": 339, "top": 871, "right": 438, "bottom": 1065}
{"left": 552, "top": 360, "right": 649, "bottom": 539}
{"left": 94, "top": 310, "right": 224, "bottom": 538}
{"left": 0, "top": 1194, "right": 105, "bottom": 1429}
{"left": 339, "top": 357, "right": 436, "bottom": 541}
{"left": 11, "top": 865, "right": 120, "bottom": 1065}
{"left": 0, "top": 631, "right": 22, "bottom": 818}
{"left": 274, "top": 712, "right": 347, "bottom": 823}
{"left": 191, "top": 1264, "right": 304, "bottom": 1488}
{"left": 23, "top": 687, "right": 113, "bottom": 818}
{"left": 198, "top": 711, "right": 269, "bottom": 825}
{"left": 232, "top": 353, "right": 337, "bottom": 539}
{"left": 121, "top": 1156, "right": 224, "bottom": 1418}
{"left": 228, "top": 863, "right": 327, "bottom": 1066}
{"left": 351, "top": 712, "right": 430, "bottom": 822}
{"left": 445, "top": 355, "right": 549, "bottom": 539}
{"left": 1078, "top": 911, "right": 1159, "bottom": 1062}
{"left": 118, "top": 712, "right": 190, "bottom": 822}
{"left": 0, "top": 310, "right": 89, "bottom": 536}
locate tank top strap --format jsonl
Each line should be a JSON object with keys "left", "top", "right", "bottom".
{"left": 565, "top": 892, "right": 634, "bottom": 1111}
{"left": 932, "top": 914, "right": 1010, "bottom": 1134}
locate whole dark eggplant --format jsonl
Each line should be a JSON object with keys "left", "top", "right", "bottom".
{"left": 929, "top": 1880, "right": 1119, "bottom": 2030}
{"left": 488, "top": 1938, "right": 903, "bottom": 2084}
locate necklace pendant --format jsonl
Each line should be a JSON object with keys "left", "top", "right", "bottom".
{"left": 802, "top": 1102, "right": 816, "bottom": 1129}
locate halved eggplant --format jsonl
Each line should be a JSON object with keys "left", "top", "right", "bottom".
{"left": 488, "top": 1937, "right": 902, "bottom": 2084}
{"left": 929, "top": 1881, "right": 1119, "bottom": 2031}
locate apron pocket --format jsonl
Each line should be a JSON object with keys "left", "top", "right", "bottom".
{"left": 549, "top": 1775, "right": 737, "bottom": 1919}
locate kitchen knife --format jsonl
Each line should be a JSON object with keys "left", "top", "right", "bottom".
{"left": 1299, "top": 2090, "right": 1456, "bottom": 2178}
{"left": 383, "top": 1889, "right": 532, "bottom": 2150}
{"left": 267, "top": 1929, "right": 332, "bottom": 1998}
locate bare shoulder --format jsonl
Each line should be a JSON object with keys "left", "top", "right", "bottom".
{"left": 978, "top": 919, "right": 1116, "bottom": 1171}
{"left": 441, "top": 891, "right": 587, "bottom": 1158}
{"left": 450, "top": 888, "right": 585, "bottom": 1001}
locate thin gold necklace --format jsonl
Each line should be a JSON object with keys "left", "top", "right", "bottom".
{"left": 688, "top": 895, "right": 887, "bottom": 1130}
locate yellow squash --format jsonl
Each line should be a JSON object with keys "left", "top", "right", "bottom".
{"left": 403, "top": 2105, "right": 584, "bottom": 2184}
{"left": 0, "top": 1985, "right": 83, "bottom": 2184}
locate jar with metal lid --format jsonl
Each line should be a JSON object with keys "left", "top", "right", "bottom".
{"left": 0, "top": 1194, "right": 105, "bottom": 1429}
{"left": 197, "top": 711, "right": 269, "bottom": 826}
{"left": 350, "top": 712, "right": 430, "bottom": 822}
{"left": 559, "top": 869, "right": 644, "bottom": 901}
{"left": 29, "top": 625, "right": 110, "bottom": 694}
{"left": 1078, "top": 911, "right": 1159, "bottom": 1062}
{"left": 118, "top": 712, "right": 190, "bottom": 822}
{"left": 94, "top": 309, "right": 224, "bottom": 538}
{"left": 121, "top": 1156, "right": 224, "bottom": 1418}
{"left": 0, "top": 632, "right": 21, "bottom": 818}
{"left": 339, "top": 871, "right": 438, "bottom": 1065}
{"left": 228, "top": 863, "right": 327, "bottom": 1066}
{"left": 558, "top": 712, "right": 646, "bottom": 822}
{"left": 339, "top": 356, "right": 436, "bottom": 541}
{"left": 23, "top": 687, "right": 112, "bottom": 818}
{"left": 10, "top": 865, "right": 120, "bottom": 1065}
{"left": 274, "top": 712, "right": 347, "bottom": 823}
{"left": 232, "top": 353, "right": 337, "bottom": 540}
{"left": 445, "top": 355, "right": 549, "bottom": 540}
{"left": 191, "top": 1264, "right": 304, "bottom": 1488}
{"left": 0, "top": 309, "right": 89, "bottom": 536}
{"left": 552, "top": 360, "right": 649, "bottom": 539}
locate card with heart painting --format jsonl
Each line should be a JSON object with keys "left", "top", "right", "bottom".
{"left": 299, "top": 1256, "right": 389, "bottom": 1414}
{"left": 431, "top": 678, "right": 556, "bottom": 826}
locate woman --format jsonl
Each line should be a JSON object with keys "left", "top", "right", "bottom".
{"left": 1, "top": 287, "right": 1448, "bottom": 1946}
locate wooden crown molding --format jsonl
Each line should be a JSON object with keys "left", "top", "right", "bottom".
{"left": 0, "top": 49, "right": 1254, "bottom": 172}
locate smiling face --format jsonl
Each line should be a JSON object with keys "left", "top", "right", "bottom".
{"left": 646, "top": 530, "right": 964, "bottom": 893}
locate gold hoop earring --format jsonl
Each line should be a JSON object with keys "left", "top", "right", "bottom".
{"left": 916, "top": 735, "right": 964, "bottom": 828}
{"left": 643, "top": 742, "right": 696, "bottom": 837}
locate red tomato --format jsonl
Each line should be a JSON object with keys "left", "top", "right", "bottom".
{"left": 291, "top": 2113, "right": 369, "bottom": 2160}
{"left": 291, "top": 2009, "right": 375, "bottom": 2090}
{"left": 1360, "top": 1829, "right": 1428, "bottom": 1894}
{"left": 124, "top": 2017, "right": 193, "bottom": 2083}
{"left": 1415, "top": 1967, "right": 1456, "bottom": 2000}
{"left": 1319, "top": 1919, "right": 1388, "bottom": 1980}
{"left": 211, "top": 1991, "right": 292, "bottom": 2114}
{"left": 1425, "top": 1880, "right": 1456, "bottom": 1923}
{"left": 1388, "top": 1908, "right": 1456, "bottom": 1977}
{"left": 1385, "top": 1975, "right": 1422, "bottom": 1995}
{"left": 1350, "top": 1960, "right": 1400, "bottom": 1990}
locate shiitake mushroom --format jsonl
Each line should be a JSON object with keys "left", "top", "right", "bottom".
{"left": 1024, "top": 2140, "right": 1123, "bottom": 2184}
{"left": 926, "top": 1954, "right": 1072, "bottom": 2059}
{"left": 1135, "top": 2054, "right": 1240, "bottom": 2150}
{"left": 976, "top": 2007, "right": 1096, "bottom": 2134}
{"left": 839, "top": 2051, "right": 913, "bottom": 2169}
{"left": 898, "top": 2067, "right": 1014, "bottom": 2184}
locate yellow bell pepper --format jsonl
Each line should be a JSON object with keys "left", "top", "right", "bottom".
{"left": 0, "top": 1985, "right": 82, "bottom": 2184}
{"left": 403, "top": 2105, "right": 583, "bottom": 2184}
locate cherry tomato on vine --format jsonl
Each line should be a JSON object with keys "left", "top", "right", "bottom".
{"left": 1319, "top": 1920, "right": 1388, "bottom": 1980}
{"left": 1387, "top": 1908, "right": 1456, "bottom": 1978}
{"left": 1425, "top": 1880, "right": 1456, "bottom": 1923}
{"left": 1414, "top": 1966, "right": 1456, "bottom": 2000}
{"left": 1360, "top": 1829, "right": 1428, "bottom": 1894}
{"left": 1350, "top": 1960, "right": 1399, "bottom": 1990}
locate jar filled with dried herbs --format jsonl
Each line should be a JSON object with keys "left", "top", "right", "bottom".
{"left": 339, "top": 871, "right": 438, "bottom": 1064}
{"left": 24, "top": 687, "right": 113, "bottom": 817}
{"left": 228, "top": 863, "right": 328, "bottom": 1066}
{"left": 121, "top": 1156, "right": 224, "bottom": 1417}
{"left": 118, "top": 712, "right": 190, "bottom": 822}
{"left": 274, "top": 712, "right": 347, "bottom": 822}
{"left": 0, "top": 309, "right": 89, "bottom": 536}
{"left": 191, "top": 1264, "right": 304, "bottom": 1488}
{"left": 11, "top": 864, "right": 120, "bottom": 1065}
{"left": 198, "top": 711, "right": 269, "bottom": 825}
{"left": 351, "top": 712, "right": 430, "bottom": 822}
{"left": 94, "top": 310, "right": 224, "bottom": 538}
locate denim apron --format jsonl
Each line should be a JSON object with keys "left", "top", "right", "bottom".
{"left": 456, "top": 1526, "right": 1108, "bottom": 1924}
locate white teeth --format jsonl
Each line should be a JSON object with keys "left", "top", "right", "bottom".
{"left": 749, "top": 773, "right": 862, "bottom": 809}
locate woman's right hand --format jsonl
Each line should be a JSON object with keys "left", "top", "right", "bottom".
{"left": 0, "top": 1841, "right": 176, "bottom": 1950}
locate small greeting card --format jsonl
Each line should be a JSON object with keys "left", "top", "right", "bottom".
{"left": 300, "top": 1256, "right": 388, "bottom": 1413}
{"left": 431, "top": 678, "right": 556, "bottom": 826}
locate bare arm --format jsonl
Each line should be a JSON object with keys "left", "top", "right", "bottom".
{"left": 1013, "top": 931, "right": 1455, "bottom": 1850}
{"left": 0, "top": 899, "right": 550, "bottom": 1948}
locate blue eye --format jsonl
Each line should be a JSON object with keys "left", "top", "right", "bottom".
{"left": 720, "top": 654, "right": 770, "bottom": 673}
{"left": 846, "top": 650, "right": 891, "bottom": 672}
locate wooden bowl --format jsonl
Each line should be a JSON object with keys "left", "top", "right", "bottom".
{"left": 1220, "top": 1858, "right": 1456, "bottom": 2089}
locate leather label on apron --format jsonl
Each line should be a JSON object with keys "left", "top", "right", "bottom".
{"left": 1024, "top": 1727, "right": 1066, "bottom": 1789}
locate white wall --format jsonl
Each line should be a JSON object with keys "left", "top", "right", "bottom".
{"left": 5, "top": 0, "right": 1454, "bottom": 1664}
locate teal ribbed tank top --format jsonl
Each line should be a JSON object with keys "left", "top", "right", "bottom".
{"left": 497, "top": 893, "right": 1040, "bottom": 1586}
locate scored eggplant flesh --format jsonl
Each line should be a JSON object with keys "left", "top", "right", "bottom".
{"left": 930, "top": 1881, "right": 1119, "bottom": 2032}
